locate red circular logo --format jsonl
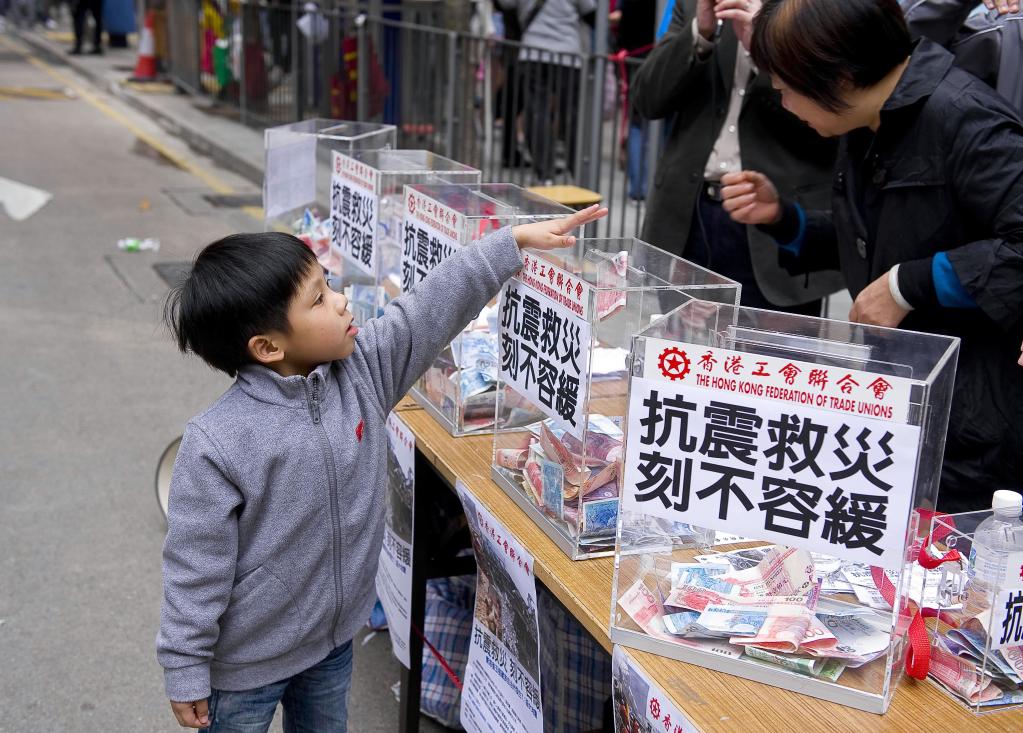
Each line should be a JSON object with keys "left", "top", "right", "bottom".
{"left": 408, "top": 196, "right": 416, "bottom": 214}
{"left": 658, "top": 347, "right": 690, "bottom": 381}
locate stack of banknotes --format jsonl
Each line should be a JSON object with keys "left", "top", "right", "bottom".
{"left": 494, "top": 416, "right": 624, "bottom": 547}
{"left": 930, "top": 611, "right": 1023, "bottom": 708}
{"left": 617, "top": 545, "right": 905, "bottom": 683}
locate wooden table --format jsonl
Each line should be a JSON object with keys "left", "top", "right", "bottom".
{"left": 395, "top": 404, "right": 1020, "bottom": 732}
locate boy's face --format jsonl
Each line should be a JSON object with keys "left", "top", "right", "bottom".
{"left": 272, "top": 264, "right": 358, "bottom": 376}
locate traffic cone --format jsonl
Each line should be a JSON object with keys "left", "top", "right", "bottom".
{"left": 130, "top": 10, "right": 159, "bottom": 82}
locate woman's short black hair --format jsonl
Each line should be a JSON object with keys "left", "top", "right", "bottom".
{"left": 752, "top": 0, "right": 913, "bottom": 113}
{"left": 164, "top": 232, "right": 318, "bottom": 376}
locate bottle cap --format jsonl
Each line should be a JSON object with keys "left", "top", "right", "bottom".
{"left": 992, "top": 490, "right": 1023, "bottom": 513}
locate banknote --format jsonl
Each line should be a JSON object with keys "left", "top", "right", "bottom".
{"left": 929, "top": 644, "right": 1003, "bottom": 704}
{"left": 722, "top": 547, "right": 815, "bottom": 599}
{"left": 582, "top": 476, "right": 619, "bottom": 502}
{"left": 495, "top": 448, "right": 528, "bottom": 470}
{"left": 664, "top": 585, "right": 808, "bottom": 614}
{"left": 809, "top": 613, "right": 890, "bottom": 667}
{"left": 743, "top": 647, "right": 846, "bottom": 682}
{"left": 695, "top": 604, "right": 768, "bottom": 637}
{"left": 662, "top": 612, "right": 702, "bottom": 636}
{"left": 738, "top": 606, "right": 818, "bottom": 653}
{"left": 457, "top": 368, "right": 496, "bottom": 399}
{"left": 541, "top": 459, "right": 565, "bottom": 518}
{"left": 947, "top": 619, "right": 1023, "bottom": 684}
{"left": 669, "top": 564, "right": 736, "bottom": 595}
{"left": 695, "top": 546, "right": 776, "bottom": 571}
{"left": 582, "top": 498, "right": 619, "bottom": 537}
{"left": 618, "top": 579, "right": 673, "bottom": 641}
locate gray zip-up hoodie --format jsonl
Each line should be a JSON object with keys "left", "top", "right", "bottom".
{"left": 157, "top": 227, "right": 521, "bottom": 701}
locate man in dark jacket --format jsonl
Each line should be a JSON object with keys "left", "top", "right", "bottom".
{"left": 721, "top": 0, "right": 1023, "bottom": 512}
{"left": 900, "top": 0, "right": 1023, "bottom": 114}
{"left": 631, "top": 0, "right": 844, "bottom": 313}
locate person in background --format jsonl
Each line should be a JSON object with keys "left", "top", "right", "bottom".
{"left": 631, "top": 0, "right": 844, "bottom": 314}
{"left": 70, "top": 0, "right": 102, "bottom": 54}
{"left": 611, "top": 0, "right": 657, "bottom": 201}
{"left": 900, "top": 0, "right": 1023, "bottom": 114}
{"left": 721, "top": 0, "right": 1023, "bottom": 512}
{"left": 501, "top": 0, "right": 597, "bottom": 184}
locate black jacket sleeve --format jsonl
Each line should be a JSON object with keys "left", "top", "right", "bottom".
{"left": 901, "top": 0, "right": 975, "bottom": 46}
{"left": 927, "top": 93, "right": 1023, "bottom": 331}
{"left": 630, "top": 0, "right": 711, "bottom": 120}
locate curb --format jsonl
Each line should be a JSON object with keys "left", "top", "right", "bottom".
{"left": 14, "top": 29, "right": 264, "bottom": 187}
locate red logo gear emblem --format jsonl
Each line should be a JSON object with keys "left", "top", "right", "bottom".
{"left": 658, "top": 347, "right": 690, "bottom": 381}
{"left": 407, "top": 195, "right": 416, "bottom": 214}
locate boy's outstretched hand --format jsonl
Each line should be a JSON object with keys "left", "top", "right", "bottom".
{"left": 170, "top": 699, "right": 210, "bottom": 728}
{"left": 511, "top": 204, "right": 608, "bottom": 251}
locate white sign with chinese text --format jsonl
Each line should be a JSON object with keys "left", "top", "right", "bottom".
{"left": 457, "top": 482, "right": 542, "bottom": 733}
{"left": 330, "top": 151, "right": 378, "bottom": 277}
{"left": 499, "top": 274, "right": 592, "bottom": 440}
{"left": 612, "top": 646, "right": 698, "bottom": 733}
{"left": 993, "top": 587, "right": 1023, "bottom": 651}
{"left": 643, "top": 338, "right": 915, "bottom": 424}
{"left": 400, "top": 186, "right": 464, "bottom": 293}
{"left": 375, "top": 412, "right": 415, "bottom": 668}
{"left": 621, "top": 375, "right": 921, "bottom": 571}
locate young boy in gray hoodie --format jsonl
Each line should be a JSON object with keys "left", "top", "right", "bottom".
{"left": 157, "top": 205, "right": 606, "bottom": 731}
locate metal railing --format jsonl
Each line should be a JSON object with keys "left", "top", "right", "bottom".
{"left": 165, "top": 0, "right": 662, "bottom": 238}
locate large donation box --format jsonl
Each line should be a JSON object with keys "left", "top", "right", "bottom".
{"left": 328, "top": 149, "right": 480, "bottom": 323}
{"left": 611, "top": 299, "right": 959, "bottom": 713}
{"left": 490, "top": 242, "right": 739, "bottom": 560}
{"left": 262, "top": 119, "right": 396, "bottom": 237}
{"left": 402, "top": 183, "right": 574, "bottom": 437}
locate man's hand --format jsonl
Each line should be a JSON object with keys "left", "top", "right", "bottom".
{"left": 983, "top": 0, "right": 1020, "bottom": 16}
{"left": 721, "top": 171, "right": 782, "bottom": 225}
{"left": 849, "top": 272, "right": 910, "bottom": 328}
{"left": 696, "top": 0, "right": 718, "bottom": 40}
{"left": 512, "top": 204, "right": 608, "bottom": 251}
{"left": 715, "top": 0, "right": 762, "bottom": 51}
{"left": 170, "top": 699, "right": 210, "bottom": 729}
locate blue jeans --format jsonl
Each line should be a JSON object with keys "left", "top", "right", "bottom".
{"left": 201, "top": 642, "right": 353, "bottom": 733}
{"left": 627, "top": 121, "right": 648, "bottom": 200}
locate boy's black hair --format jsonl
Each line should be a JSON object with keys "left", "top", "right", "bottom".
{"left": 752, "top": 0, "right": 913, "bottom": 113}
{"left": 164, "top": 232, "right": 319, "bottom": 376}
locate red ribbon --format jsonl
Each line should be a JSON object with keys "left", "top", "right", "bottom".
{"left": 609, "top": 44, "right": 657, "bottom": 150}
{"left": 411, "top": 622, "right": 464, "bottom": 691}
{"left": 870, "top": 510, "right": 962, "bottom": 680}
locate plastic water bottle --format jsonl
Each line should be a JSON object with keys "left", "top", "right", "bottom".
{"left": 963, "top": 490, "right": 1023, "bottom": 618}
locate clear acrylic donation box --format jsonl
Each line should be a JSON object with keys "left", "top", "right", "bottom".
{"left": 262, "top": 119, "right": 396, "bottom": 237}
{"left": 402, "top": 183, "right": 574, "bottom": 437}
{"left": 610, "top": 299, "right": 960, "bottom": 713}
{"left": 328, "top": 150, "right": 480, "bottom": 323}
{"left": 490, "top": 241, "right": 740, "bottom": 560}
{"left": 922, "top": 510, "right": 1023, "bottom": 714}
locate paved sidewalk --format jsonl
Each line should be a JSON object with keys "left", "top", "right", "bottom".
{"left": 14, "top": 22, "right": 265, "bottom": 186}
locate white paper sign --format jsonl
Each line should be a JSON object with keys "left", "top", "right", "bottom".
{"left": 498, "top": 275, "right": 591, "bottom": 439}
{"left": 264, "top": 137, "right": 316, "bottom": 220}
{"left": 400, "top": 187, "right": 464, "bottom": 293}
{"left": 643, "top": 338, "right": 915, "bottom": 424}
{"left": 621, "top": 374, "right": 921, "bottom": 571}
{"left": 612, "top": 646, "right": 699, "bottom": 733}
{"left": 375, "top": 412, "right": 415, "bottom": 668}
{"left": 993, "top": 588, "right": 1023, "bottom": 650}
{"left": 456, "top": 482, "right": 542, "bottom": 733}
{"left": 330, "top": 151, "right": 378, "bottom": 276}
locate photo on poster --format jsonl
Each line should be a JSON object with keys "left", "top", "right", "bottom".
{"left": 463, "top": 494, "right": 540, "bottom": 682}
{"left": 612, "top": 647, "right": 651, "bottom": 733}
{"left": 385, "top": 421, "right": 414, "bottom": 545}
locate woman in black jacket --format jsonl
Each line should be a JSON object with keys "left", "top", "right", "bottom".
{"left": 720, "top": 0, "right": 1023, "bottom": 512}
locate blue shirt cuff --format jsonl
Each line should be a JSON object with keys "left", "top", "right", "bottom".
{"left": 932, "top": 251, "right": 978, "bottom": 308}
{"left": 777, "top": 203, "right": 806, "bottom": 256}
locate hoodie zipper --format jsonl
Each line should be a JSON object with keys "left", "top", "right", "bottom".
{"left": 307, "top": 376, "right": 345, "bottom": 644}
